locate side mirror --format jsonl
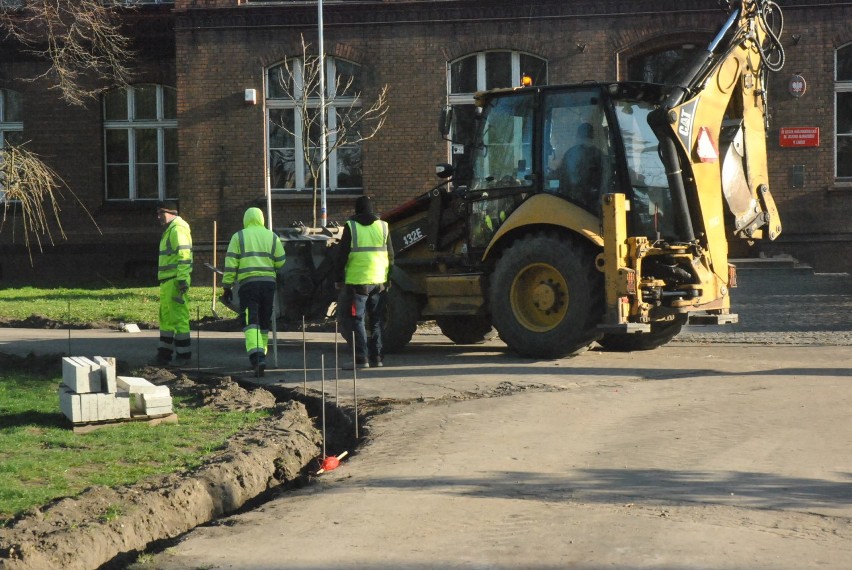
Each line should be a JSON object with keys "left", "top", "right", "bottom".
{"left": 435, "top": 163, "right": 454, "bottom": 179}
{"left": 439, "top": 105, "right": 453, "bottom": 138}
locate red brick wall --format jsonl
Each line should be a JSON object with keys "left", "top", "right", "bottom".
{"left": 3, "top": 0, "right": 852, "bottom": 281}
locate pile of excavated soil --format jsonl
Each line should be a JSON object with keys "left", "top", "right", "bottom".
{"left": 0, "top": 371, "right": 327, "bottom": 570}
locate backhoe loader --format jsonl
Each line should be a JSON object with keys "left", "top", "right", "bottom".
{"left": 277, "top": 0, "right": 785, "bottom": 358}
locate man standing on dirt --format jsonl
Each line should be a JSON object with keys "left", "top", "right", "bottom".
{"left": 335, "top": 196, "right": 394, "bottom": 370}
{"left": 222, "top": 207, "right": 286, "bottom": 377}
{"left": 152, "top": 200, "right": 193, "bottom": 366}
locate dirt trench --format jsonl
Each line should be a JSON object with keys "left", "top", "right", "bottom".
{"left": 0, "top": 367, "right": 356, "bottom": 570}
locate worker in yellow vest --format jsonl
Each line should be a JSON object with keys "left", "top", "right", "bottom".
{"left": 222, "top": 207, "right": 286, "bottom": 377}
{"left": 335, "top": 196, "right": 394, "bottom": 369}
{"left": 152, "top": 200, "right": 193, "bottom": 366}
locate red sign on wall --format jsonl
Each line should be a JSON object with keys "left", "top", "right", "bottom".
{"left": 779, "top": 127, "right": 819, "bottom": 148}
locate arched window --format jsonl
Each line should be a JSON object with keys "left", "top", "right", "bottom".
{"left": 103, "top": 84, "right": 178, "bottom": 201}
{"left": 626, "top": 44, "right": 703, "bottom": 84}
{"left": 266, "top": 57, "right": 363, "bottom": 192}
{"left": 836, "top": 43, "right": 852, "bottom": 180}
{"left": 0, "top": 88, "right": 23, "bottom": 202}
{"left": 447, "top": 51, "right": 546, "bottom": 170}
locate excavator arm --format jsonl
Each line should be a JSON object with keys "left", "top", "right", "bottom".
{"left": 649, "top": 0, "right": 784, "bottom": 248}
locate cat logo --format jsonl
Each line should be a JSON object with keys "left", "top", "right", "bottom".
{"left": 676, "top": 98, "right": 699, "bottom": 149}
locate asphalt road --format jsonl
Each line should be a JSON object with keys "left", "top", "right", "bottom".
{"left": 2, "top": 268, "right": 851, "bottom": 569}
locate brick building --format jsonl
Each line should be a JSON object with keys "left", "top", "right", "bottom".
{"left": 1, "top": 0, "right": 851, "bottom": 283}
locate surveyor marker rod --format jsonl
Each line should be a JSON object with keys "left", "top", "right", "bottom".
{"left": 352, "top": 331, "right": 359, "bottom": 439}
{"left": 321, "top": 354, "right": 326, "bottom": 458}
{"left": 303, "top": 316, "right": 308, "bottom": 396}
{"left": 211, "top": 221, "right": 218, "bottom": 316}
{"left": 335, "top": 320, "right": 339, "bottom": 402}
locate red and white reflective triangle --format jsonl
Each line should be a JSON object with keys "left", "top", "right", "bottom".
{"left": 695, "top": 126, "right": 719, "bottom": 163}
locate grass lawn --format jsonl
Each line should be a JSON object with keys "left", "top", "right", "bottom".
{"left": 0, "top": 285, "right": 221, "bottom": 326}
{"left": 0, "top": 368, "right": 269, "bottom": 524}
{"left": 0, "top": 285, "right": 266, "bottom": 524}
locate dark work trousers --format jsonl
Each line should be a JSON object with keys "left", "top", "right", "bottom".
{"left": 339, "top": 284, "right": 386, "bottom": 363}
{"left": 238, "top": 281, "right": 276, "bottom": 365}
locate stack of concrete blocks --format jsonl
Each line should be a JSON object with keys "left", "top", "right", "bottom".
{"left": 59, "top": 356, "right": 174, "bottom": 424}
{"left": 116, "top": 375, "right": 174, "bottom": 417}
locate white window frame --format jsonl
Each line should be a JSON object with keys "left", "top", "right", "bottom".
{"left": 836, "top": 42, "right": 852, "bottom": 181}
{"left": 446, "top": 51, "right": 546, "bottom": 167}
{"left": 447, "top": 50, "right": 547, "bottom": 106}
{"left": 0, "top": 88, "right": 23, "bottom": 203}
{"left": 266, "top": 57, "right": 361, "bottom": 193}
{"left": 103, "top": 84, "right": 177, "bottom": 201}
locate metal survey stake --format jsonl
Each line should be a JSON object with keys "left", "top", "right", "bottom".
{"left": 352, "top": 331, "right": 358, "bottom": 439}
{"left": 321, "top": 354, "right": 326, "bottom": 458}
{"left": 302, "top": 316, "right": 307, "bottom": 396}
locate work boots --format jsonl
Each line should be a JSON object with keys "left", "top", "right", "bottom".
{"left": 250, "top": 355, "right": 266, "bottom": 378}
{"left": 148, "top": 348, "right": 172, "bottom": 367}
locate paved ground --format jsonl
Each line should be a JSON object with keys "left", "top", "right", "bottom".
{"left": 2, "top": 267, "right": 852, "bottom": 569}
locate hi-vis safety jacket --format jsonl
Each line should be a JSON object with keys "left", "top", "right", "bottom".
{"left": 344, "top": 219, "right": 390, "bottom": 285}
{"left": 223, "top": 207, "right": 286, "bottom": 287}
{"left": 158, "top": 216, "right": 193, "bottom": 284}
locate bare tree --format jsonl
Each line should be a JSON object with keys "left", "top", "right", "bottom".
{"left": 271, "top": 36, "right": 389, "bottom": 227}
{"left": 0, "top": 144, "right": 97, "bottom": 264}
{"left": 0, "top": 0, "right": 132, "bottom": 258}
{"left": 0, "top": 0, "right": 134, "bottom": 105}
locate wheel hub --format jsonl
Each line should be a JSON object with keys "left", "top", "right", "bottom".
{"left": 532, "top": 280, "right": 559, "bottom": 313}
{"left": 511, "top": 263, "right": 569, "bottom": 331}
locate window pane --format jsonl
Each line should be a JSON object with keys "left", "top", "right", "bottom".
{"left": 337, "top": 146, "right": 362, "bottom": 188}
{"left": 269, "top": 109, "right": 295, "bottom": 148}
{"left": 267, "top": 65, "right": 293, "bottom": 99}
{"left": 164, "top": 128, "right": 177, "bottom": 162}
{"left": 337, "top": 108, "right": 362, "bottom": 141}
{"left": 451, "top": 55, "right": 478, "bottom": 94}
{"left": 136, "top": 164, "right": 159, "bottom": 199}
{"left": 520, "top": 54, "right": 547, "bottom": 87}
{"left": 104, "top": 88, "right": 128, "bottom": 121}
{"left": 838, "top": 136, "right": 852, "bottom": 178}
{"left": 614, "top": 98, "right": 679, "bottom": 239}
{"left": 305, "top": 108, "right": 322, "bottom": 147}
{"left": 105, "top": 129, "right": 129, "bottom": 162}
{"left": 106, "top": 165, "right": 130, "bottom": 199}
{"left": 335, "top": 59, "right": 362, "bottom": 96}
{"left": 471, "top": 93, "right": 534, "bottom": 191}
{"left": 134, "top": 85, "right": 158, "bottom": 120}
{"left": 136, "top": 128, "right": 158, "bottom": 163}
{"left": 162, "top": 87, "right": 177, "bottom": 119}
{"left": 3, "top": 90, "right": 22, "bottom": 122}
{"left": 4, "top": 130, "right": 23, "bottom": 146}
{"left": 838, "top": 92, "right": 852, "bottom": 134}
{"left": 302, "top": 58, "right": 322, "bottom": 99}
{"left": 270, "top": 149, "right": 296, "bottom": 189}
{"left": 838, "top": 45, "right": 852, "bottom": 81}
{"left": 165, "top": 164, "right": 178, "bottom": 198}
{"left": 485, "top": 52, "right": 512, "bottom": 89}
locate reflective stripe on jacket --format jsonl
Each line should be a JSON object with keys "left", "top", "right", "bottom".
{"left": 158, "top": 216, "right": 193, "bottom": 284}
{"left": 223, "top": 207, "right": 286, "bottom": 286}
{"left": 344, "top": 219, "right": 389, "bottom": 285}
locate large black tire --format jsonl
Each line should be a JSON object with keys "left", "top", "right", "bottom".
{"left": 597, "top": 314, "right": 687, "bottom": 351}
{"left": 489, "top": 232, "right": 602, "bottom": 358}
{"left": 337, "top": 285, "right": 420, "bottom": 354}
{"left": 381, "top": 286, "right": 420, "bottom": 353}
{"left": 435, "top": 315, "right": 497, "bottom": 345}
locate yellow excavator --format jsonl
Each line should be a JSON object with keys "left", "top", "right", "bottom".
{"left": 278, "top": 0, "right": 785, "bottom": 358}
